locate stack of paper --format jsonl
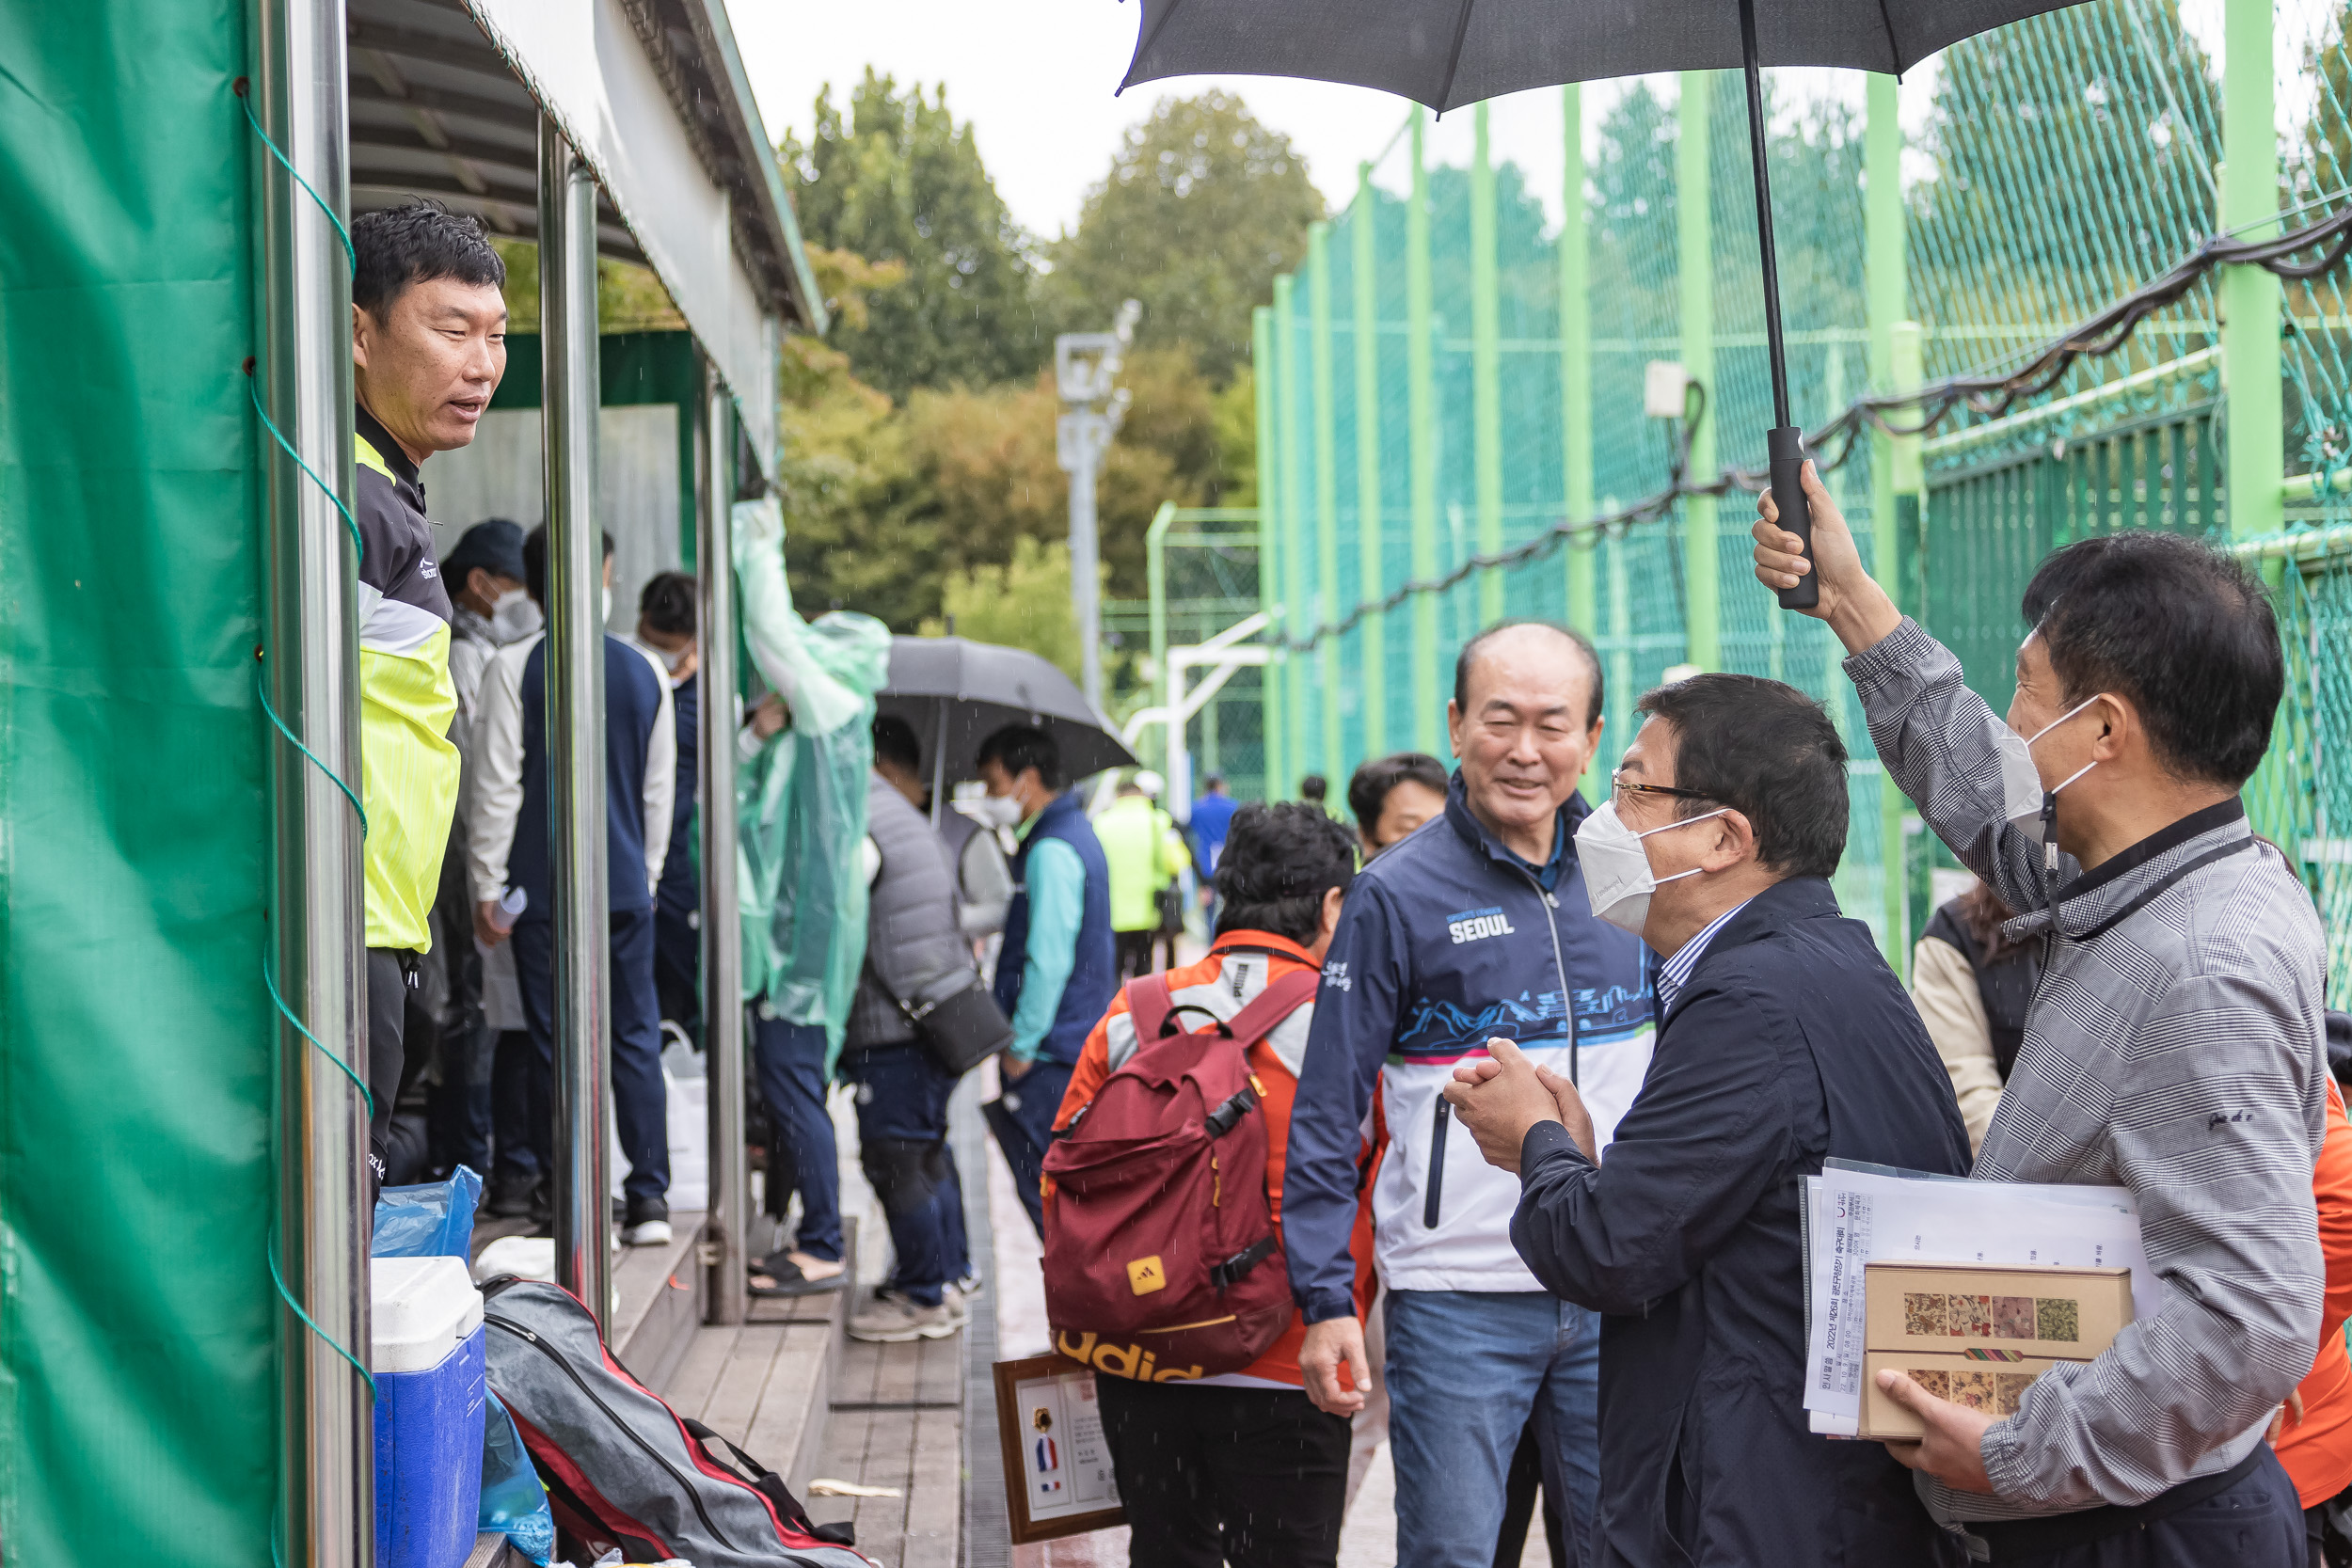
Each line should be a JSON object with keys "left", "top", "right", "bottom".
{"left": 1802, "top": 1160, "right": 2153, "bottom": 1436}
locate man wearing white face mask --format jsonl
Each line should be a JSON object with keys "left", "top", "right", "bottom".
{"left": 1284, "top": 621, "right": 1653, "bottom": 1568}
{"left": 1755, "top": 467, "right": 2325, "bottom": 1566}
{"left": 1443, "top": 673, "right": 1971, "bottom": 1567}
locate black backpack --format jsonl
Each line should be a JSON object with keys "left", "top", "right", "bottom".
{"left": 480, "top": 1276, "right": 874, "bottom": 1567}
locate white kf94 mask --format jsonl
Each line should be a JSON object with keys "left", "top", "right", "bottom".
{"left": 1574, "top": 800, "right": 1730, "bottom": 938}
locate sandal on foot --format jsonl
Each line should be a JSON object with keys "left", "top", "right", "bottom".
{"left": 749, "top": 1251, "right": 847, "bottom": 1298}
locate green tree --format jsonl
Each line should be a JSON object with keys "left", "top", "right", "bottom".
{"left": 919, "top": 535, "right": 1089, "bottom": 681}
{"left": 1041, "top": 91, "right": 1324, "bottom": 383}
{"left": 782, "top": 70, "right": 1041, "bottom": 398}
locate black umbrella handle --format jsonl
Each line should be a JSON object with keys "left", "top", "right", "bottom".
{"left": 1768, "top": 426, "right": 1818, "bottom": 611}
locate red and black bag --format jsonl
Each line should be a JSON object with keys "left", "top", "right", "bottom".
{"left": 1041, "top": 964, "right": 1317, "bottom": 1381}
{"left": 481, "top": 1275, "right": 878, "bottom": 1568}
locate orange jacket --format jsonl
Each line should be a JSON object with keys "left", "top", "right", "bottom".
{"left": 1051, "top": 931, "right": 1379, "bottom": 1388}
{"left": 2279, "top": 1077, "right": 2352, "bottom": 1508}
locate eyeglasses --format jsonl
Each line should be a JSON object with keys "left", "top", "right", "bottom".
{"left": 1611, "top": 769, "right": 1714, "bottom": 808}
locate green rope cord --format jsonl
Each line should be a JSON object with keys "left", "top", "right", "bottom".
{"left": 245, "top": 371, "right": 363, "bottom": 561}
{"left": 235, "top": 80, "right": 357, "bottom": 276}
{"left": 260, "top": 944, "right": 374, "bottom": 1118}
{"left": 268, "top": 1227, "right": 377, "bottom": 1401}
{"left": 253, "top": 657, "right": 366, "bottom": 836}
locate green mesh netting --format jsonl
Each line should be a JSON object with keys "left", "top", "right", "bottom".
{"left": 1248, "top": 7, "right": 2352, "bottom": 987}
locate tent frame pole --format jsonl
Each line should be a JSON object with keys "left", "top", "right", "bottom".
{"left": 541, "top": 117, "right": 615, "bottom": 1324}
{"left": 255, "top": 0, "right": 372, "bottom": 1561}
{"left": 700, "top": 369, "right": 749, "bottom": 1324}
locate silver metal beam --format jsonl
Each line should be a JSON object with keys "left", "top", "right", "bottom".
{"left": 540, "top": 117, "right": 613, "bottom": 1324}
{"left": 698, "top": 371, "right": 748, "bottom": 1325}
{"left": 255, "top": 1, "right": 371, "bottom": 1562}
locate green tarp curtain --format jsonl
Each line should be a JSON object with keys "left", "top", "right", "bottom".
{"left": 1, "top": 4, "right": 278, "bottom": 1560}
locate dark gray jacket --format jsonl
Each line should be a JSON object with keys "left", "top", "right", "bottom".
{"left": 847, "top": 774, "right": 979, "bottom": 1051}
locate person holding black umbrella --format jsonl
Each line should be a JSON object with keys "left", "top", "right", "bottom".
{"left": 1756, "top": 464, "right": 2321, "bottom": 1565}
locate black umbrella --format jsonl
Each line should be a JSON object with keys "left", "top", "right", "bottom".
{"left": 878, "top": 636, "right": 1138, "bottom": 813}
{"left": 1120, "top": 0, "right": 2082, "bottom": 609}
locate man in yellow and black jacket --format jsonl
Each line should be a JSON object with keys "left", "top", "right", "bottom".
{"left": 349, "top": 203, "right": 508, "bottom": 1191}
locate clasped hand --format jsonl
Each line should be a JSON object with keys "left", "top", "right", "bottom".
{"left": 1440, "top": 1037, "right": 1596, "bottom": 1174}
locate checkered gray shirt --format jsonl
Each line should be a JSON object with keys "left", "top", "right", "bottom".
{"left": 1848, "top": 618, "right": 2327, "bottom": 1529}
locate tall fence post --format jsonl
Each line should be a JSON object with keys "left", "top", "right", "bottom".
{"left": 1678, "top": 71, "right": 1719, "bottom": 672}
{"left": 540, "top": 118, "right": 614, "bottom": 1324}
{"left": 1408, "top": 109, "right": 1441, "bottom": 756}
{"left": 1867, "top": 72, "right": 1911, "bottom": 971}
{"left": 1276, "top": 272, "right": 1308, "bottom": 795}
{"left": 1355, "top": 168, "right": 1389, "bottom": 759}
{"left": 1311, "top": 221, "right": 1343, "bottom": 787}
{"left": 2222, "top": 0, "right": 2283, "bottom": 542}
{"left": 1253, "top": 307, "right": 1285, "bottom": 800}
{"left": 1561, "top": 84, "right": 1599, "bottom": 795}
{"left": 1473, "top": 103, "right": 1504, "bottom": 627}
{"left": 1887, "top": 321, "right": 1926, "bottom": 965}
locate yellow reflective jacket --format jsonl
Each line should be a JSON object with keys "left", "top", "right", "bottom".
{"left": 354, "top": 407, "right": 460, "bottom": 952}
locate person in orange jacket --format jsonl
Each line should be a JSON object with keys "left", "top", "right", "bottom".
{"left": 2275, "top": 1047, "right": 2352, "bottom": 1563}
{"left": 1049, "top": 801, "right": 1379, "bottom": 1568}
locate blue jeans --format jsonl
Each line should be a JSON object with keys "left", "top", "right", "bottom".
{"left": 839, "top": 1041, "right": 970, "bottom": 1306}
{"left": 984, "top": 1058, "right": 1073, "bottom": 1239}
{"left": 751, "top": 1012, "right": 842, "bottom": 1263}
{"left": 508, "top": 908, "right": 671, "bottom": 1208}
{"left": 1384, "top": 1289, "right": 1599, "bottom": 1568}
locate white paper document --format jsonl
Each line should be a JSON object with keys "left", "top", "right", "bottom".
{"left": 1802, "top": 1162, "right": 2153, "bottom": 1435}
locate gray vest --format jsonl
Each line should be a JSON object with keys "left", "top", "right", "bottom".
{"left": 847, "top": 774, "right": 977, "bottom": 1050}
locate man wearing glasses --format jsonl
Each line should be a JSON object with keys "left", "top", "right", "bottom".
{"left": 1443, "top": 671, "right": 1971, "bottom": 1567}
{"left": 1282, "top": 621, "right": 1655, "bottom": 1567}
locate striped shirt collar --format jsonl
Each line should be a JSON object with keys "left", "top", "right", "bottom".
{"left": 1655, "top": 898, "right": 1755, "bottom": 1012}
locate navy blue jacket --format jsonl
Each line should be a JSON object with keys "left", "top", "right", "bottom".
{"left": 1513, "top": 877, "right": 1970, "bottom": 1568}
{"left": 513, "top": 635, "right": 665, "bottom": 923}
{"left": 655, "top": 671, "right": 698, "bottom": 922}
{"left": 993, "top": 789, "right": 1117, "bottom": 1067}
{"left": 1285, "top": 774, "right": 1656, "bottom": 1317}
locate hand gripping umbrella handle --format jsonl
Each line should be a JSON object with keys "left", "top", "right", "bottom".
{"left": 1768, "top": 425, "right": 1818, "bottom": 610}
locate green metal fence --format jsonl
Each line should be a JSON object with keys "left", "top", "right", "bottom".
{"left": 1248, "top": 0, "right": 2352, "bottom": 984}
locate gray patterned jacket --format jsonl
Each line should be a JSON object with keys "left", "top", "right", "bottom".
{"left": 1848, "top": 617, "right": 2327, "bottom": 1528}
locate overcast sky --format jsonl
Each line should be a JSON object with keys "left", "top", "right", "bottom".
{"left": 727, "top": 0, "right": 2257, "bottom": 244}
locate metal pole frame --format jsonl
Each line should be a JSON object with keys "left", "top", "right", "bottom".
{"left": 1867, "top": 75, "right": 1914, "bottom": 973}
{"left": 255, "top": 2, "right": 370, "bottom": 1561}
{"left": 699, "top": 367, "right": 748, "bottom": 1324}
{"left": 1275, "top": 273, "right": 1306, "bottom": 796}
{"left": 2222, "top": 0, "right": 2283, "bottom": 542}
{"left": 540, "top": 118, "right": 614, "bottom": 1323}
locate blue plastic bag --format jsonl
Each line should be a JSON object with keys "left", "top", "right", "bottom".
{"left": 481, "top": 1395, "right": 557, "bottom": 1565}
{"left": 372, "top": 1165, "right": 484, "bottom": 1259}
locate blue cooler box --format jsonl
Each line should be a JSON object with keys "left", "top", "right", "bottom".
{"left": 373, "top": 1255, "right": 487, "bottom": 1568}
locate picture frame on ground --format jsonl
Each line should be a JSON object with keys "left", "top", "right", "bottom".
{"left": 992, "top": 1354, "right": 1124, "bottom": 1544}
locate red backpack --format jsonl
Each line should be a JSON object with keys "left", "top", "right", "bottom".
{"left": 1041, "top": 962, "right": 1319, "bottom": 1382}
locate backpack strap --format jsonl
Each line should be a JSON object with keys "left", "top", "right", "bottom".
{"left": 1122, "top": 971, "right": 1180, "bottom": 1043}
{"left": 1218, "top": 967, "right": 1321, "bottom": 1051}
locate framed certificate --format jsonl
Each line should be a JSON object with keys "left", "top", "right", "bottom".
{"left": 993, "top": 1354, "right": 1125, "bottom": 1544}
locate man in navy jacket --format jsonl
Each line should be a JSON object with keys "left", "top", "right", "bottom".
{"left": 1285, "top": 623, "right": 1655, "bottom": 1567}
{"left": 1446, "top": 673, "right": 1969, "bottom": 1567}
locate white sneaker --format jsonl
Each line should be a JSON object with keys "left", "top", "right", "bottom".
{"left": 878, "top": 1283, "right": 970, "bottom": 1328}
{"left": 849, "top": 1291, "right": 960, "bottom": 1342}
{"left": 620, "top": 1218, "right": 673, "bottom": 1247}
